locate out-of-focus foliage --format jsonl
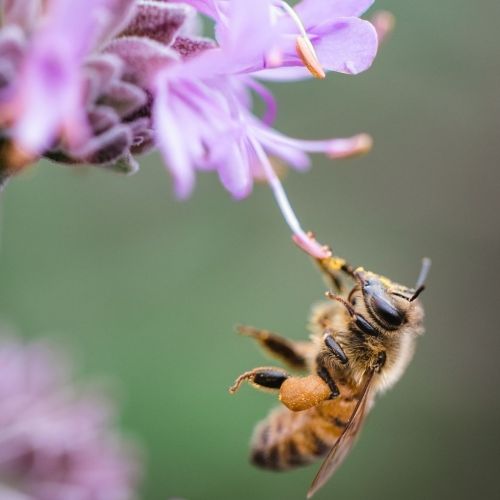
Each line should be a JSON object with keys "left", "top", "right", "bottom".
{"left": 0, "top": 1, "right": 498, "bottom": 499}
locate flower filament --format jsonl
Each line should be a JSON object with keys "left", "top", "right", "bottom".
{"left": 275, "top": 1, "right": 325, "bottom": 79}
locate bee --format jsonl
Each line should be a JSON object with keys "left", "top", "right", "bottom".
{"left": 229, "top": 251, "right": 430, "bottom": 498}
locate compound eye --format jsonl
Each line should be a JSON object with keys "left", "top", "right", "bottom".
{"left": 370, "top": 295, "right": 405, "bottom": 328}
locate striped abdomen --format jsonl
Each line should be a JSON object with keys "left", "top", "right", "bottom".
{"left": 250, "top": 396, "right": 357, "bottom": 470}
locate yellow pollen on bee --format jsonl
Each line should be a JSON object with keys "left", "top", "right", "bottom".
{"left": 378, "top": 275, "right": 393, "bottom": 287}
{"left": 295, "top": 36, "right": 326, "bottom": 79}
{"left": 321, "top": 256, "right": 347, "bottom": 272}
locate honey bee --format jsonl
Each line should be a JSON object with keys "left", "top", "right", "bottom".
{"left": 229, "top": 252, "right": 430, "bottom": 498}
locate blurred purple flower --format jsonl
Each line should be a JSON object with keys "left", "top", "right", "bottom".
{"left": 1, "top": 1, "right": 134, "bottom": 168}
{"left": 370, "top": 10, "right": 396, "bottom": 45}
{"left": 0, "top": 0, "right": 193, "bottom": 177}
{"left": 0, "top": 334, "right": 141, "bottom": 500}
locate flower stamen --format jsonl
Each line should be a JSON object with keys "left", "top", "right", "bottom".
{"left": 295, "top": 36, "right": 325, "bottom": 79}
{"left": 327, "top": 133, "right": 373, "bottom": 159}
{"left": 251, "top": 136, "right": 330, "bottom": 259}
{"left": 276, "top": 1, "right": 325, "bottom": 79}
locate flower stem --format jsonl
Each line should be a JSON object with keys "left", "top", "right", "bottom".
{"left": 251, "top": 138, "right": 330, "bottom": 259}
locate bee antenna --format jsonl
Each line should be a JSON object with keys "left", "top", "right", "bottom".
{"left": 415, "top": 257, "right": 431, "bottom": 289}
{"left": 325, "top": 291, "right": 355, "bottom": 317}
{"left": 409, "top": 285, "right": 425, "bottom": 302}
{"left": 410, "top": 258, "right": 431, "bottom": 302}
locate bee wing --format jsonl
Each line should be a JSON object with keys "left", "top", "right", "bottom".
{"left": 307, "top": 370, "right": 375, "bottom": 499}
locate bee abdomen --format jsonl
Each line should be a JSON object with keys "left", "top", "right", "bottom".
{"left": 250, "top": 407, "right": 340, "bottom": 471}
{"left": 251, "top": 444, "right": 289, "bottom": 470}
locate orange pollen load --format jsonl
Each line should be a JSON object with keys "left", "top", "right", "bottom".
{"left": 279, "top": 374, "right": 331, "bottom": 411}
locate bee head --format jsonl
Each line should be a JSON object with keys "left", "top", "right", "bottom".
{"left": 354, "top": 271, "right": 406, "bottom": 330}
{"left": 327, "top": 259, "right": 429, "bottom": 338}
{"left": 353, "top": 258, "right": 430, "bottom": 332}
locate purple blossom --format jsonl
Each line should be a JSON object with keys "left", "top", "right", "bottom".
{"left": 2, "top": 0, "right": 137, "bottom": 156}
{"left": 181, "top": 0, "right": 378, "bottom": 78}
{"left": 0, "top": 0, "right": 192, "bottom": 177}
{"left": 153, "top": 0, "right": 377, "bottom": 256}
{"left": 0, "top": 334, "right": 141, "bottom": 500}
{"left": 0, "top": 0, "right": 380, "bottom": 257}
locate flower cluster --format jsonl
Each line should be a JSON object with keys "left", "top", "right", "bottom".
{"left": 0, "top": 0, "right": 380, "bottom": 256}
{"left": 0, "top": 334, "right": 140, "bottom": 500}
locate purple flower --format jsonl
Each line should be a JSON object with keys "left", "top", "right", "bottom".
{"left": 181, "top": 0, "right": 378, "bottom": 78}
{"left": 0, "top": 333, "right": 141, "bottom": 500}
{"left": 0, "top": 1, "right": 379, "bottom": 257}
{"left": 153, "top": 0, "right": 377, "bottom": 257}
{"left": 2, "top": 0, "right": 137, "bottom": 155}
{"left": 154, "top": 69, "right": 371, "bottom": 257}
{"left": 277, "top": 0, "right": 378, "bottom": 76}
{"left": 0, "top": 0, "right": 196, "bottom": 178}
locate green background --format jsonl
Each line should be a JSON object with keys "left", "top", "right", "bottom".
{"left": 1, "top": 1, "right": 499, "bottom": 499}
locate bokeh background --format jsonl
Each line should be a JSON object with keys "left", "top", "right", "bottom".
{"left": 0, "top": 0, "right": 499, "bottom": 499}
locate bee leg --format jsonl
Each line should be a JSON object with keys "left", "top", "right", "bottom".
{"left": 236, "top": 325, "right": 308, "bottom": 370}
{"left": 323, "top": 330, "right": 348, "bottom": 365}
{"left": 314, "top": 256, "right": 356, "bottom": 293}
{"left": 229, "top": 367, "right": 289, "bottom": 395}
{"left": 316, "top": 358, "right": 340, "bottom": 399}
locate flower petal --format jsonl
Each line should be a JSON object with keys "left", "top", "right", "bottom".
{"left": 94, "top": 0, "right": 138, "bottom": 46}
{"left": 214, "top": 0, "right": 280, "bottom": 73}
{"left": 100, "top": 80, "right": 147, "bottom": 118}
{"left": 12, "top": 46, "right": 86, "bottom": 153}
{"left": 154, "top": 76, "right": 195, "bottom": 199}
{"left": 0, "top": 26, "right": 25, "bottom": 96}
{"left": 128, "top": 117, "right": 154, "bottom": 154}
{"left": 7, "top": 0, "right": 138, "bottom": 154}
{"left": 313, "top": 17, "right": 378, "bottom": 74}
{"left": 254, "top": 66, "right": 312, "bottom": 81}
{"left": 120, "top": 1, "right": 193, "bottom": 46}
{"left": 255, "top": 16, "right": 378, "bottom": 79}
{"left": 71, "top": 124, "right": 132, "bottom": 165}
{"left": 180, "top": 0, "right": 218, "bottom": 19}
{"left": 104, "top": 36, "right": 179, "bottom": 88}
{"left": 257, "top": 131, "right": 311, "bottom": 171}
{"left": 225, "top": 0, "right": 273, "bottom": 49}
{"left": 2, "top": 0, "right": 42, "bottom": 32}
{"left": 42, "top": 0, "right": 135, "bottom": 58}
{"left": 84, "top": 54, "right": 124, "bottom": 104}
{"left": 214, "top": 136, "right": 252, "bottom": 199}
{"left": 171, "top": 36, "right": 216, "bottom": 59}
{"left": 88, "top": 105, "right": 120, "bottom": 134}
{"left": 295, "top": 0, "right": 375, "bottom": 29}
